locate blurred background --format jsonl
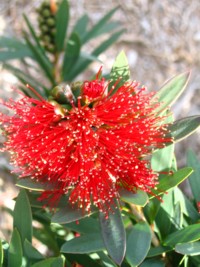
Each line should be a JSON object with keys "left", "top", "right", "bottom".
{"left": 0, "top": 0, "right": 200, "bottom": 240}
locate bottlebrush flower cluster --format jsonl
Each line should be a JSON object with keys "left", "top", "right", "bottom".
{"left": 0, "top": 71, "right": 172, "bottom": 213}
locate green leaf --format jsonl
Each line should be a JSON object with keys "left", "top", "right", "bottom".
{"left": 8, "top": 228, "right": 23, "bottom": 267}
{"left": 67, "top": 254, "right": 102, "bottom": 267}
{"left": 24, "top": 239, "right": 44, "bottom": 260}
{"left": 3, "top": 63, "right": 48, "bottom": 95}
{"left": 16, "top": 178, "right": 46, "bottom": 191}
{"left": 0, "top": 50, "right": 33, "bottom": 61}
{"left": 150, "top": 167, "right": 193, "bottom": 198}
{"left": 187, "top": 150, "right": 200, "bottom": 202}
{"left": 151, "top": 145, "right": 175, "bottom": 172}
{"left": 23, "top": 14, "right": 48, "bottom": 60}
{"left": 164, "top": 224, "right": 200, "bottom": 247}
{"left": 72, "top": 14, "right": 89, "bottom": 39}
{"left": 51, "top": 204, "right": 92, "bottom": 224}
{"left": 62, "top": 32, "right": 81, "bottom": 80}
{"left": 147, "top": 245, "right": 172, "bottom": 258}
{"left": 168, "top": 116, "right": 200, "bottom": 143}
{"left": 24, "top": 34, "right": 54, "bottom": 84}
{"left": 55, "top": 0, "right": 69, "bottom": 51}
{"left": 81, "top": 7, "right": 119, "bottom": 44}
{"left": 153, "top": 71, "right": 190, "bottom": 113}
{"left": 140, "top": 259, "right": 165, "bottom": 267}
{"left": 31, "top": 257, "right": 64, "bottom": 267}
{"left": 67, "top": 29, "right": 124, "bottom": 81}
{"left": 13, "top": 189, "right": 32, "bottom": 247}
{"left": 126, "top": 222, "right": 152, "bottom": 267}
{"left": 61, "top": 233, "right": 105, "bottom": 253}
{"left": 109, "top": 50, "right": 130, "bottom": 91}
{"left": 65, "top": 216, "right": 100, "bottom": 234}
{"left": 120, "top": 189, "right": 148, "bottom": 206}
{"left": 175, "top": 241, "right": 200, "bottom": 256}
{"left": 0, "top": 240, "right": 3, "bottom": 267}
{"left": 97, "top": 251, "right": 118, "bottom": 267}
{"left": 99, "top": 205, "right": 126, "bottom": 265}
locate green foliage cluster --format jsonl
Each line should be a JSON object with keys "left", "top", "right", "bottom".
{"left": 0, "top": 0, "right": 124, "bottom": 96}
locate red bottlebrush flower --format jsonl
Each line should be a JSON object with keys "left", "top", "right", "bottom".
{"left": 0, "top": 74, "right": 172, "bottom": 214}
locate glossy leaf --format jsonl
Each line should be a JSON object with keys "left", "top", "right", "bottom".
{"left": 65, "top": 216, "right": 100, "bottom": 234}
{"left": 13, "top": 189, "right": 32, "bottom": 247}
{"left": 99, "top": 205, "right": 126, "bottom": 265}
{"left": 61, "top": 233, "right": 105, "bottom": 254}
{"left": 51, "top": 204, "right": 92, "bottom": 224}
{"left": 126, "top": 222, "right": 152, "bottom": 266}
{"left": 150, "top": 167, "right": 193, "bottom": 198}
{"left": 97, "top": 252, "right": 118, "bottom": 267}
{"left": 147, "top": 245, "right": 172, "bottom": 258}
{"left": 164, "top": 224, "right": 200, "bottom": 247}
{"left": 16, "top": 178, "right": 45, "bottom": 191}
{"left": 169, "top": 116, "right": 200, "bottom": 143}
{"left": 175, "top": 241, "right": 200, "bottom": 256}
{"left": 153, "top": 71, "right": 190, "bottom": 113}
{"left": 24, "top": 239, "right": 44, "bottom": 260}
{"left": 109, "top": 50, "right": 130, "bottom": 91}
{"left": 62, "top": 32, "right": 81, "bottom": 80}
{"left": 67, "top": 254, "right": 102, "bottom": 267}
{"left": 187, "top": 150, "right": 200, "bottom": 202}
{"left": 55, "top": 0, "right": 69, "bottom": 51}
{"left": 31, "top": 257, "right": 64, "bottom": 267}
{"left": 120, "top": 189, "right": 148, "bottom": 206}
{"left": 81, "top": 7, "right": 119, "bottom": 44}
{"left": 8, "top": 228, "right": 23, "bottom": 267}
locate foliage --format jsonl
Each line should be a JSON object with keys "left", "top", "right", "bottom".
{"left": 1, "top": 2, "right": 200, "bottom": 267}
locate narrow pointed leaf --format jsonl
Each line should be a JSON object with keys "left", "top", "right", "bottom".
{"left": 187, "top": 150, "right": 200, "bottom": 202}
{"left": 81, "top": 7, "right": 119, "bottom": 44}
{"left": 65, "top": 216, "right": 100, "bottom": 234}
{"left": 153, "top": 71, "right": 190, "bottom": 113}
{"left": 55, "top": 0, "right": 69, "bottom": 51}
{"left": 164, "top": 224, "right": 200, "bottom": 246}
{"left": 120, "top": 189, "right": 148, "bottom": 206}
{"left": 109, "top": 50, "right": 130, "bottom": 91}
{"left": 51, "top": 204, "right": 92, "bottom": 224}
{"left": 24, "top": 34, "right": 54, "bottom": 84}
{"left": 24, "top": 239, "right": 44, "bottom": 260}
{"left": 175, "top": 242, "right": 200, "bottom": 256}
{"left": 72, "top": 14, "right": 89, "bottom": 39}
{"left": 67, "top": 30, "right": 124, "bottom": 80}
{"left": 62, "top": 32, "right": 81, "bottom": 80}
{"left": 8, "top": 229, "right": 23, "bottom": 267}
{"left": 169, "top": 116, "right": 200, "bottom": 142}
{"left": 23, "top": 14, "right": 48, "bottom": 59}
{"left": 0, "top": 50, "right": 33, "bottom": 61}
{"left": 61, "top": 233, "right": 105, "bottom": 253}
{"left": 13, "top": 190, "right": 32, "bottom": 247}
{"left": 99, "top": 205, "right": 126, "bottom": 265}
{"left": 126, "top": 222, "right": 152, "bottom": 266}
{"left": 150, "top": 167, "right": 193, "bottom": 198}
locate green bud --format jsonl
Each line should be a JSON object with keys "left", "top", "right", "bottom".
{"left": 41, "top": 25, "right": 49, "bottom": 33}
{"left": 42, "top": 9, "right": 51, "bottom": 18}
{"left": 47, "top": 18, "right": 55, "bottom": 27}
{"left": 43, "top": 35, "right": 51, "bottom": 43}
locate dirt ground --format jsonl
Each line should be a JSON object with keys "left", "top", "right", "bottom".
{"left": 0, "top": 0, "right": 200, "bottom": 239}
